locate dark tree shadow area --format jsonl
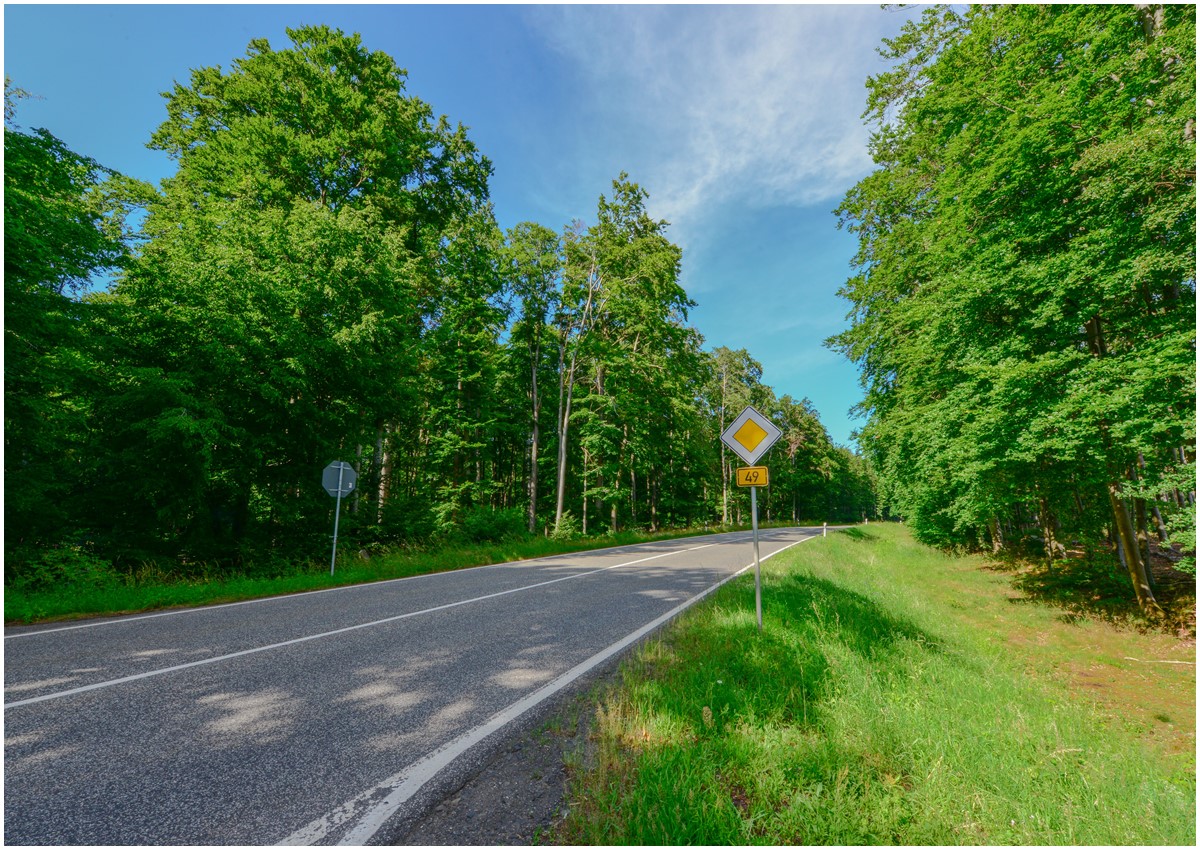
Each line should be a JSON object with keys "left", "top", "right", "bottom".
{"left": 991, "top": 544, "right": 1195, "bottom": 636}
{"left": 838, "top": 527, "right": 879, "bottom": 542}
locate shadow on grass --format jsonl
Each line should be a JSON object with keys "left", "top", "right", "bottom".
{"left": 635, "top": 570, "right": 946, "bottom": 737}
{"left": 770, "top": 572, "right": 943, "bottom": 662}
{"left": 993, "top": 552, "right": 1195, "bottom": 634}
{"left": 838, "top": 527, "right": 879, "bottom": 542}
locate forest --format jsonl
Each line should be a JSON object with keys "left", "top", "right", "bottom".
{"left": 6, "top": 6, "right": 1195, "bottom": 620}
{"left": 4, "top": 26, "right": 874, "bottom": 590}
{"left": 831, "top": 4, "right": 1195, "bottom": 616}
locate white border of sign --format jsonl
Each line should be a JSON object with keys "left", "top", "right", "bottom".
{"left": 720, "top": 405, "right": 783, "bottom": 465}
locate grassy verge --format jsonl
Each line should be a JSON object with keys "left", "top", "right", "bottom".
{"left": 4, "top": 521, "right": 804, "bottom": 625}
{"left": 556, "top": 523, "right": 1195, "bottom": 845}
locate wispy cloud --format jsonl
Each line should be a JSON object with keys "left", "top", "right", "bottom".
{"left": 527, "top": 5, "right": 910, "bottom": 245}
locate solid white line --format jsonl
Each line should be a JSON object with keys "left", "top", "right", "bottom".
{"left": 3, "top": 531, "right": 760, "bottom": 640}
{"left": 4, "top": 542, "right": 724, "bottom": 710}
{"left": 279, "top": 532, "right": 818, "bottom": 846}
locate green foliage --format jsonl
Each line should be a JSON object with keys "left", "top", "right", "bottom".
{"left": 4, "top": 85, "right": 150, "bottom": 560}
{"left": 831, "top": 5, "right": 1195, "bottom": 607}
{"left": 550, "top": 511, "right": 582, "bottom": 540}
{"left": 8, "top": 548, "right": 123, "bottom": 594}
{"left": 459, "top": 505, "right": 527, "bottom": 543}
{"left": 4, "top": 524, "right": 728, "bottom": 625}
{"left": 103, "top": 25, "right": 495, "bottom": 562}
{"left": 1124, "top": 461, "right": 1198, "bottom": 575}
{"left": 4, "top": 27, "right": 879, "bottom": 588}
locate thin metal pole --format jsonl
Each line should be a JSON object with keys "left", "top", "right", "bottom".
{"left": 751, "top": 485, "right": 762, "bottom": 632}
{"left": 331, "top": 463, "right": 345, "bottom": 576}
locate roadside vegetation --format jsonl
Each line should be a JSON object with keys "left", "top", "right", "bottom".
{"left": 556, "top": 524, "right": 1195, "bottom": 845}
{"left": 6, "top": 7, "right": 1192, "bottom": 634}
{"left": 5, "top": 27, "right": 872, "bottom": 604}
{"left": 3, "top": 520, "right": 807, "bottom": 625}
{"left": 831, "top": 4, "right": 1195, "bottom": 617}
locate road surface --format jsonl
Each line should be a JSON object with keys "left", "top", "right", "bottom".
{"left": 4, "top": 527, "right": 821, "bottom": 845}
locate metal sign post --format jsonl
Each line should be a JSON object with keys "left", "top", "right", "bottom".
{"left": 751, "top": 484, "right": 762, "bottom": 630}
{"left": 330, "top": 465, "right": 345, "bottom": 576}
{"left": 322, "top": 461, "right": 358, "bottom": 576}
{"left": 721, "top": 406, "right": 783, "bottom": 633}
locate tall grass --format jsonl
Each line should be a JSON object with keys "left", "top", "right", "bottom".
{"left": 559, "top": 524, "right": 1195, "bottom": 845}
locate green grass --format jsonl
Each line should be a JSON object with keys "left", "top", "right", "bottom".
{"left": 557, "top": 523, "right": 1196, "bottom": 845}
{"left": 4, "top": 521, "right": 808, "bottom": 625}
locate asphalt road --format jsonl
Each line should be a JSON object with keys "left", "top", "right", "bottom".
{"left": 4, "top": 527, "right": 821, "bottom": 845}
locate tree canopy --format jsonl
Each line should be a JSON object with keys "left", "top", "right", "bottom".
{"left": 4, "top": 29, "right": 872, "bottom": 587}
{"left": 831, "top": 4, "right": 1195, "bottom": 613}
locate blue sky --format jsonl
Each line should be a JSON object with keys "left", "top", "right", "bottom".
{"left": 4, "top": 3, "right": 916, "bottom": 447}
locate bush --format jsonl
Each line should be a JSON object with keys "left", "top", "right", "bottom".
{"left": 376, "top": 494, "right": 437, "bottom": 543}
{"left": 550, "top": 510, "right": 582, "bottom": 540}
{"left": 8, "top": 547, "right": 123, "bottom": 592}
{"left": 460, "top": 505, "right": 528, "bottom": 543}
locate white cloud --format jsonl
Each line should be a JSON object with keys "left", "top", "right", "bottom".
{"left": 527, "top": 5, "right": 911, "bottom": 247}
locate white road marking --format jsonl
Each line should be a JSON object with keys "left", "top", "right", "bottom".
{"left": 280, "top": 533, "right": 817, "bottom": 846}
{"left": 4, "top": 542, "right": 724, "bottom": 710}
{"left": 3, "top": 533, "right": 758, "bottom": 640}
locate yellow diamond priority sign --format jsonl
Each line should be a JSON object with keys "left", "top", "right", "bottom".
{"left": 721, "top": 406, "right": 782, "bottom": 465}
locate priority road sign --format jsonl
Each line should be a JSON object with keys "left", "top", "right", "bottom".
{"left": 720, "top": 406, "right": 782, "bottom": 465}
{"left": 721, "top": 406, "right": 783, "bottom": 634}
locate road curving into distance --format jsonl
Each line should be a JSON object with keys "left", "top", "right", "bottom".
{"left": 4, "top": 527, "right": 824, "bottom": 845}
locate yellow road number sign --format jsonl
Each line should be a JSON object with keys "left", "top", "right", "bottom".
{"left": 736, "top": 466, "right": 769, "bottom": 487}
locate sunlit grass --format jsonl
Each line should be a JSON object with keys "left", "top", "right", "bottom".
{"left": 558, "top": 523, "right": 1195, "bottom": 845}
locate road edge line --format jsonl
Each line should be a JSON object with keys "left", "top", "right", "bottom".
{"left": 286, "top": 532, "right": 818, "bottom": 846}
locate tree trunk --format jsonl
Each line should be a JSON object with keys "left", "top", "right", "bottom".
{"left": 1108, "top": 481, "right": 1165, "bottom": 618}
{"left": 553, "top": 349, "right": 577, "bottom": 534}
{"left": 629, "top": 466, "right": 637, "bottom": 529}
{"left": 1133, "top": 493, "right": 1157, "bottom": 595}
{"left": 1088, "top": 314, "right": 1163, "bottom": 617}
{"left": 527, "top": 341, "right": 541, "bottom": 532}
{"left": 988, "top": 516, "right": 1004, "bottom": 554}
{"left": 650, "top": 474, "right": 659, "bottom": 532}
{"left": 581, "top": 451, "right": 588, "bottom": 536}
{"left": 1037, "top": 496, "right": 1060, "bottom": 562}
{"left": 377, "top": 429, "right": 392, "bottom": 524}
{"left": 1136, "top": 3, "right": 1165, "bottom": 40}
{"left": 528, "top": 421, "right": 540, "bottom": 534}
{"left": 720, "top": 368, "right": 729, "bottom": 524}
{"left": 1151, "top": 500, "right": 1170, "bottom": 543}
{"left": 373, "top": 426, "right": 388, "bottom": 522}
